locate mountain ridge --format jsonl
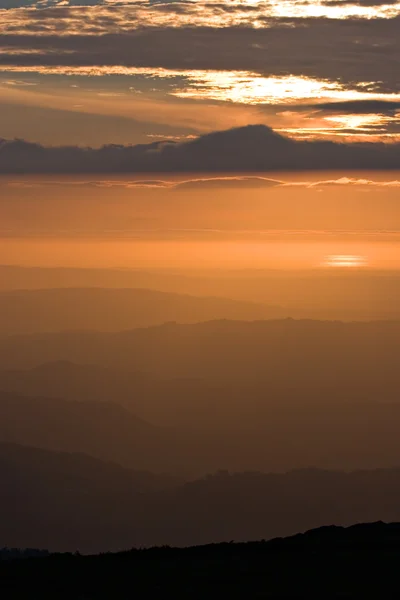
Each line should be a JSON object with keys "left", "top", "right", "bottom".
{"left": 4, "top": 441, "right": 400, "bottom": 554}
{"left": 0, "top": 287, "right": 285, "bottom": 335}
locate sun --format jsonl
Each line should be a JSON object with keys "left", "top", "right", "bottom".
{"left": 322, "top": 255, "right": 368, "bottom": 268}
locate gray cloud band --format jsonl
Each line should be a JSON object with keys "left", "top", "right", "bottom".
{"left": 1, "top": 125, "right": 399, "bottom": 173}
{"left": 0, "top": 14, "right": 399, "bottom": 91}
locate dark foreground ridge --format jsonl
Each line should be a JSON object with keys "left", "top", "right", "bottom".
{"left": 2, "top": 522, "right": 400, "bottom": 598}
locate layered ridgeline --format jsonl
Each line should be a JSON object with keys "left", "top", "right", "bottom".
{"left": 2, "top": 443, "right": 400, "bottom": 554}
{"left": 0, "top": 319, "right": 399, "bottom": 385}
{"left": 0, "top": 288, "right": 284, "bottom": 335}
{"left": 1, "top": 386, "right": 400, "bottom": 475}
{"left": 2, "top": 266, "right": 400, "bottom": 321}
{"left": 2, "top": 319, "right": 400, "bottom": 562}
{"left": 1, "top": 319, "right": 400, "bottom": 474}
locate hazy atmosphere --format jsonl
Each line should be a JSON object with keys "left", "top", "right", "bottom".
{"left": 1, "top": 1, "right": 400, "bottom": 597}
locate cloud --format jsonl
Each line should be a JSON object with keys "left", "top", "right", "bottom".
{"left": 0, "top": 175, "right": 284, "bottom": 190}
{"left": 0, "top": 15, "right": 399, "bottom": 92}
{"left": 1, "top": 178, "right": 175, "bottom": 189}
{"left": 0, "top": 21, "right": 389, "bottom": 70}
{"left": 275, "top": 100, "right": 400, "bottom": 140}
{"left": 3, "top": 175, "right": 400, "bottom": 190}
{"left": 1, "top": 124, "right": 400, "bottom": 173}
{"left": 0, "top": 0, "right": 37, "bottom": 6}
{"left": 1, "top": 6, "right": 400, "bottom": 147}
{"left": 283, "top": 177, "right": 400, "bottom": 188}
{"left": 1, "top": 1, "right": 400, "bottom": 34}
{"left": 173, "top": 176, "right": 282, "bottom": 190}
{"left": 296, "top": 100, "right": 400, "bottom": 116}
{"left": 322, "top": 0, "right": 399, "bottom": 6}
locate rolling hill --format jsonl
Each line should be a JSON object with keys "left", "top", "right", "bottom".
{"left": 1, "top": 387, "right": 400, "bottom": 475}
{"left": 0, "top": 288, "right": 285, "bottom": 334}
{"left": 3, "top": 442, "right": 400, "bottom": 554}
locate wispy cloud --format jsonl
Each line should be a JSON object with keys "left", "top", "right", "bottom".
{"left": 3, "top": 175, "right": 400, "bottom": 189}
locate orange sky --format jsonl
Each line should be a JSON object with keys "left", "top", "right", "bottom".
{"left": 1, "top": 237, "right": 400, "bottom": 270}
{"left": 1, "top": 171, "right": 400, "bottom": 270}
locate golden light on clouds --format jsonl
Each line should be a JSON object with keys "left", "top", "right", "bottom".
{"left": 2, "top": 66, "right": 400, "bottom": 109}
{"left": 324, "top": 114, "right": 394, "bottom": 131}
{"left": 1, "top": 1, "right": 400, "bottom": 35}
{"left": 266, "top": 0, "right": 400, "bottom": 20}
{"left": 173, "top": 74, "right": 343, "bottom": 105}
{"left": 1, "top": 0, "right": 400, "bottom": 145}
{"left": 171, "top": 73, "right": 400, "bottom": 106}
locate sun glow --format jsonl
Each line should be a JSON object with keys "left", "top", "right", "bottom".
{"left": 169, "top": 73, "right": 400, "bottom": 106}
{"left": 266, "top": 0, "right": 400, "bottom": 20}
{"left": 324, "top": 114, "right": 394, "bottom": 131}
{"left": 323, "top": 255, "right": 368, "bottom": 268}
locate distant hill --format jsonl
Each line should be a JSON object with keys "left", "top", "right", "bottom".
{"left": 1, "top": 319, "right": 400, "bottom": 386}
{"left": 0, "top": 443, "right": 182, "bottom": 552}
{"left": 3, "top": 443, "right": 400, "bottom": 554}
{"left": 2, "top": 354, "right": 400, "bottom": 432}
{"left": 3, "top": 320, "right": 400, "bottom": 475}
{"left": 0, "top": 442, "right": 178, "bottom": 494}
{"left": 0, "top": 361, "right": 223, "bottom": 427}
{"left": 2, "top": 386, "right": 400, "bottom": 474}
{"left": 0, "top": 288, "right": 285, "bottom": 334}
{"left": 2, "top": 265, "right": 400, "bottom": 321}
{"left": 2, "top": 521, "right": 400, "bottom": 598}
{"left": 0, "top": 391, "right": 195, "bottom": 474}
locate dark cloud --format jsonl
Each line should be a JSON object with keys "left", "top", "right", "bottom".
{"left": 0, "top": 0, "right": 37, "bottom": 6}
{"left": 303, "top": 100, "right": 400, "bottom": 115}
{"left": 1, "top": 124, "right": 399, "bottom": 173}
{"left": 0, "top": 0, "right": 99, "bottom": 6}
{"left": 1, "top": 17, "right": 400, "bottom": 92}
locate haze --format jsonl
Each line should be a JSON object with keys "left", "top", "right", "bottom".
{"left": 2, "top": 172, "right": 400, "bottom": 270}
{"left": 2, "top": 3, "right": 400, "bottom": 586}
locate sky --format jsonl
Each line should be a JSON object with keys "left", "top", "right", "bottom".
{"left": 2, "top": 172, "right": 400, "bottom": 269}
{"left": 1, "top": 0, "right": 400, "bottom": 147}
{"left": 1, "top": 1, "right": 400, "bottom": 270}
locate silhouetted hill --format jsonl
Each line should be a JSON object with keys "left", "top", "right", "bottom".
{"left": 0, "top": 288, "right": 285, "bottom": 334}
{"left": 0, "top": 548, "right": 49, "bottom": 561}
{"left": 3, "top": 443, "right": 400, "bottom": 554}
{"left": 3, "top": 521, "right": 400, "bottom": 598}
{"left": 0, "top": 443, "right": 181, "bottom": 552}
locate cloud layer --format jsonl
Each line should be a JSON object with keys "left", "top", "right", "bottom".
{"left": 1, "top": 1, "right": 400, "bottom": 144}
{"left": 1, "top": 124, "right": 399, "bottom": 173}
